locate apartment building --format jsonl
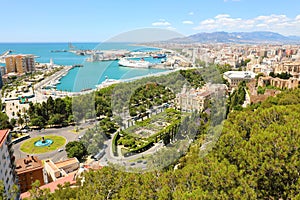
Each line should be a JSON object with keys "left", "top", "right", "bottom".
{"left": 15, "top": 155, "right": 44, "bottom": 193}
{"left": 5, "top": 54, "right": 35, "bottom": 74}
{"left": 0, "top": 129, "right": 17, "bottom": 199}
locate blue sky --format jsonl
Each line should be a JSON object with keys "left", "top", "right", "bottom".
{"left": 1, "top": 0, "right": 300, "bottom": 42}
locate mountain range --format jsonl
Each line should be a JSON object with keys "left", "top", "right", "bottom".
{"left": 170, "top": 31, "right": 300, "bottom": 44}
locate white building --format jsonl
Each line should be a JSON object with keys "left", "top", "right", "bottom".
{"left": 0, "top": 129, "right": 17, "bottom": 199}
{"left": 223, "top": 71, "right": 256, "bottom": 91}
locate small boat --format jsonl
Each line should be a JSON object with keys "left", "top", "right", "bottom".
{"left": 153, "top": 54, "right": 166, "bottom": 59}
{"left": 50, "top": 50, "right": 67, "bottom": 53}
{"left": 73, "top": 64, "right": 84, "bottom": 68}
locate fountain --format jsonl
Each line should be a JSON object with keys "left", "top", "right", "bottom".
{"left": 34, "top": 136, "right": 53, "bottom": 147}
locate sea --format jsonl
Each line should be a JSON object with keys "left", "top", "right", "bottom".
{"left": 0, "top": 43, "right": 167, "bottom": 92}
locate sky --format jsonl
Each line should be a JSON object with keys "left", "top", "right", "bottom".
{"left": 1, "top": 0, "right": 300, "bottom": 42}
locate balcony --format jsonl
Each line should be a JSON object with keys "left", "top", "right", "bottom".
{"left": 10, "top": 162, "right": 16, "bottom": 170}
{"left": 9, "top": 148, "right": 14, "bottom": 157}
{"left": 8, "top": 142, "right": 13, "bottom": 149}
{"left": 10, "top": 155, "right": 15, "bottom": 164}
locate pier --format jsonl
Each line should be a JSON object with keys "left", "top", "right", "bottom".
{"left": 0, "top": 50, "right": 11, "bottom": 57}
{"left": 0, "top": 50, "right": 12, "bottom": 63}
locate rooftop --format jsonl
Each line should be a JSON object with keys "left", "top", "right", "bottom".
{"left": 54, "top": 157, "right": 79, "bottom": 169}
{"left": 0, "top": 129, "right": 9, "bottom": 147}
{"left": 20, "top": 171, "right": 77, "bottom": 199}
{"left": 15, "top": 155, "right": 43, "bottom": 174}
{"left": 223, "top": 71, "right": 256, "bottom": 79}
{"left": 5, "top": 54, "right": 34, "bottom": 58}
{"left": 44, "top": 159, "right": 60, "bottom": 173}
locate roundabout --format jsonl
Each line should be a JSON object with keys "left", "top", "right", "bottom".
{"left": 20, "top": 135, "right": 66, "bottom": 154}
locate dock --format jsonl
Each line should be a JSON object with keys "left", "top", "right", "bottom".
{"left": 0, "top": 50, "right": 12, "bottom": 63}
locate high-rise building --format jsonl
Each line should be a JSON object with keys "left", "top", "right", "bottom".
{"left": 15, "top": 155, "right": 45, "bottom": 193}
{"left": 5, "top": 55, "right": 35, "bottom": 74}
{"left": 0, "top": 70, "right": 3, "bottom": 89}
{"left": 0, "top": 129, "right": 17, "bottom": 199}
{"left": 5, "top": 56, "right": 16, "bottom": 73}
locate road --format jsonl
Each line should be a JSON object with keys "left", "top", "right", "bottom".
{"left": 96, "top": 131, "right": 165, "bottom": 171}
{"left": 12, "top": 117, "right": 165, "bottom": 170}
{"left": 13, "top": 126, "right": 81, "bottom": 162}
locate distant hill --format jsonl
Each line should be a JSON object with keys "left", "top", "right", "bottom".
{"left": 170, "top": 31, "right": 300, "bottom": 44}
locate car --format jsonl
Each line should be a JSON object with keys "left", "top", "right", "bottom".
{"left": 78, "top": 135, "right": 83, "bottom": 140}
{"left": 57, "top": 148, "right": 64, "bottom": 152}
{"left": 93, "top": 150, "right": 105, "bottom": 161}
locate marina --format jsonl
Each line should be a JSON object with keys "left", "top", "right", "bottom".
{"left": 0, "top": 43, "right": 192, "bottom": 92}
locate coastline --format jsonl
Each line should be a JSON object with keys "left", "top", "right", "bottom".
{"left": 39, "top": 66, "right": 194, "bottom": 98}
{"left": 27, "top": 43, "right": 190, "bottom": 95}
{"left": 52, "top": 44, "right": 173, "bottom": 92}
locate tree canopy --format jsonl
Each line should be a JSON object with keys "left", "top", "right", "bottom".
{"left": 65, "top": 141, "right": 87, "bottom": 161}
{"left": 28, "top": 96, "right": 73, "bottom": 128}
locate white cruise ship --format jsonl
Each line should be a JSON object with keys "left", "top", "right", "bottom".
{"left": 118, "top": 58, "right": 150, "bottom": 68}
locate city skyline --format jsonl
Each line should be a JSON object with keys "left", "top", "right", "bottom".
{"left": 1, "top": 0, "right": 300, "bottom": 42}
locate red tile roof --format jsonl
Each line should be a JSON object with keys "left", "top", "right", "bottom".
{"left": 20, "top": 171, "right": 77, "bottom": 199}
{"left": 0, "top": 129, "right": 9, "bottom": 147}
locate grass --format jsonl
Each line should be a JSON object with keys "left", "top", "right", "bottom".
{"left": 20, "top": 135, "right": 66, "bottom": 154}
{"left": 123, "top": 109, "right": 180, "bottom": 138}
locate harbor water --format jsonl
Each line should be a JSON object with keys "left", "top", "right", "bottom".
{"left": 0, "top": 43, "right": 168, "bottom": 92}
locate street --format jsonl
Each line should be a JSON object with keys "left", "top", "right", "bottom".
{"left": 13, "top": 126, "right": 80, "bottom": 162}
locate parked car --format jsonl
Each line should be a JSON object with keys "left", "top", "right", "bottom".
{"left": 92, "top": 149, "right": 105, "bottom": 161}
{"left": 20, "top": 129, "right": 28, "bottom": 133}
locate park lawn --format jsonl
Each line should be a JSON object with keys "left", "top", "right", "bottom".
{"left": 20, "top": 135, "right": 66, "bottom": 154}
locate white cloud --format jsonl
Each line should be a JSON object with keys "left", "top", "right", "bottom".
{"left": 152, "top": 19, "right": 171, "bottom": 27}
{"left": 182, "top": 20, "right": 194, "bottom": 25}
{"left": 166, "top": 26, "right": 176, "bottom": 31}
{"left": 255, "top": 14, "right": 289, "bottom": 23}
{"left": 215, "top": 14, "right": 231, "bottom": 19}
{"left": 201, "top": 19, "right": 215, "bottom": 25}
{"left": 256, "top": 23, "right": 268, "bottom": 28}
{"left": 188, "top": 12, "right": 194, "bottom": 16}
{"left": 193, "top": 13, "right": 300, "bottom": 35}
